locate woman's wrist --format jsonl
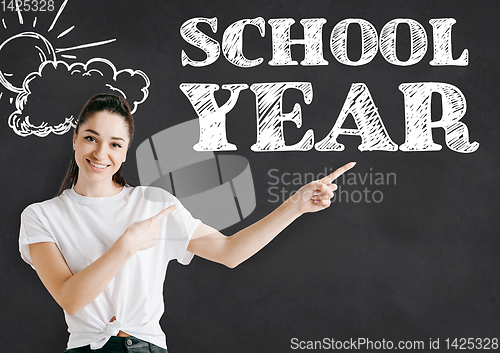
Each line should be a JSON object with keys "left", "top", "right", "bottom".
{"left": 115, "top": 232, "right": 136, "bottom": 258}
{"left": 282, "top": 196, "right": 304, "bottom": 220}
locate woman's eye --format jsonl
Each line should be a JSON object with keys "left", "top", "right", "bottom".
{"left": 85, "top": 136, "right": 95, "bottom": 142}
{"left": 112, "top": 143, "right": 122, "bottom": 148}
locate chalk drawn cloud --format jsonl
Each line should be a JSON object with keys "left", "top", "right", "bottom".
{"left": 8, "top": 58, "right": 149, "bottom": 137}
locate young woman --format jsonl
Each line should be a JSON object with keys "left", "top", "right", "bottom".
{"left": 19, "top": 94, "right": 355, "bottom": 352}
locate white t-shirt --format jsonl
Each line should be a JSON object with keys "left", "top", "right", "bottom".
{"left": 18, "top": 185, "right": 201, "bottom": 350}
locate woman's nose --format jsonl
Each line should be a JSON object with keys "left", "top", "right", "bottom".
{"left": 93, "top": 145, "right": 108, "bottom": 160}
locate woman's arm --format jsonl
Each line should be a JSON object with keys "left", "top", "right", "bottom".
{"left": 30, "top": 240, "right": 133, "bottom": 315}
{"left": 29, "top": 205, "right": 177, "bottom": 315}
{"left": 187, "top": 162, "right": 356, "bottom": 268}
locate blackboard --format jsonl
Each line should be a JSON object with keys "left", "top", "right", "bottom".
{"left": 2, "top": 0, "right": 499, "bottom": 352}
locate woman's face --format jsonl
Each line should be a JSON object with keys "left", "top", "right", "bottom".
{"left": 73, "top": 111, "right": 130, "bottom": 186}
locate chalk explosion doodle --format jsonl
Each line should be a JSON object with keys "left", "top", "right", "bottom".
{"left": 0, "top": 0, "right": 150, "bottom": 137}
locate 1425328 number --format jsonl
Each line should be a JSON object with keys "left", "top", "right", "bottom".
{"left": 445, "top": 338, "right": 499, "bottom": 350}
{"left": 1, "top": 0, "right": 55, "bottom": 12}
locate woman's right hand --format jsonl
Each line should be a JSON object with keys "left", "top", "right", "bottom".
{"left": 28, "top": 204, "right": 177, "bottom": 316}
{"left": 119, "top": 205, "right": 177, "bottom": 254}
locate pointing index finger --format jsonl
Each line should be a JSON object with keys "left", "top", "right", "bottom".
{"left": 151, "top": 205, "right": 177, "bottom": 222}
{"left": 321, "top": 162, "right": 356, "bottom": 184}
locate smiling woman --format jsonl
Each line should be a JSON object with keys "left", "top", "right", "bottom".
{"left": 56, "top": 94, "right": 135, "bottom": 198}
{"left": 71, "top": 111, "right": 130, "bottom": 197}
{"left": 18, "top": 93, "right": 355, "bottom": 353}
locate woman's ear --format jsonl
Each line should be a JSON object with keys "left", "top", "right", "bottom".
{"left": 73, "top": 131, "right": 76, "bottom": 150}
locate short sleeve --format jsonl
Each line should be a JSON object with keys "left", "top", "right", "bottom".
{"left": 161, "top": 195, "right": 201, "bottom": 265}
{"left": 19, "top": 204, "right": 59, "bottom": 270}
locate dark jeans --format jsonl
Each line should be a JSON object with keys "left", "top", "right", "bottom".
{"left": 63, "top": 335, "right": 167, "bottom": 353}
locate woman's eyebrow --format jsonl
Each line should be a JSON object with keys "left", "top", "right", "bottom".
{"left": 84, "top": 129, "right": 125, "bottom": 141}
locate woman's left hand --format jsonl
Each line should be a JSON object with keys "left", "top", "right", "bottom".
{"left": 187, "top": 161, "right": 357, "bottom": 268}
{"left": 287, "top": 162, "right": 356, "bottom": 215}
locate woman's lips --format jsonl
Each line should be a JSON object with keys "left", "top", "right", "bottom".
{"left": 86, "top": 159, "right": 110, "bottom": 172}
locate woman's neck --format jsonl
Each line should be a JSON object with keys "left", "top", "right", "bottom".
{"left": 73, "top": 179, "right": 124, "bottom": 197}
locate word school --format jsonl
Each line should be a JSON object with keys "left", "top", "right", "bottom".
{"left": 180, "top": 17, "right": 478, "bottom": 153}
{"left": 180, "top": 17, "right": 467, "bottom": 67}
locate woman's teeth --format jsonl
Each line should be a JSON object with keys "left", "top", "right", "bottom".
{"left": 89, "top": 160, "right": 107, "bottom": 169}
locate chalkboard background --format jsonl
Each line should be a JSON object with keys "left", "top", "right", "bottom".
{"left": 2, "top": 1, "right": 499, "bottom": 352}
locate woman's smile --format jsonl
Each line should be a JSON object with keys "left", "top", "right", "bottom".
{"left": 86, "top": 159, "right": 111, "bottom": 172}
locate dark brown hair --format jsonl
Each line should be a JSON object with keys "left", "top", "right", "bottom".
{"left": 56, "top": 94, "right": 135, "bottom": 196}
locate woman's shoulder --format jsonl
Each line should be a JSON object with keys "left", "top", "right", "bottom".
{"left": 21, "top": 192, "right": 69, "bottom": 220}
